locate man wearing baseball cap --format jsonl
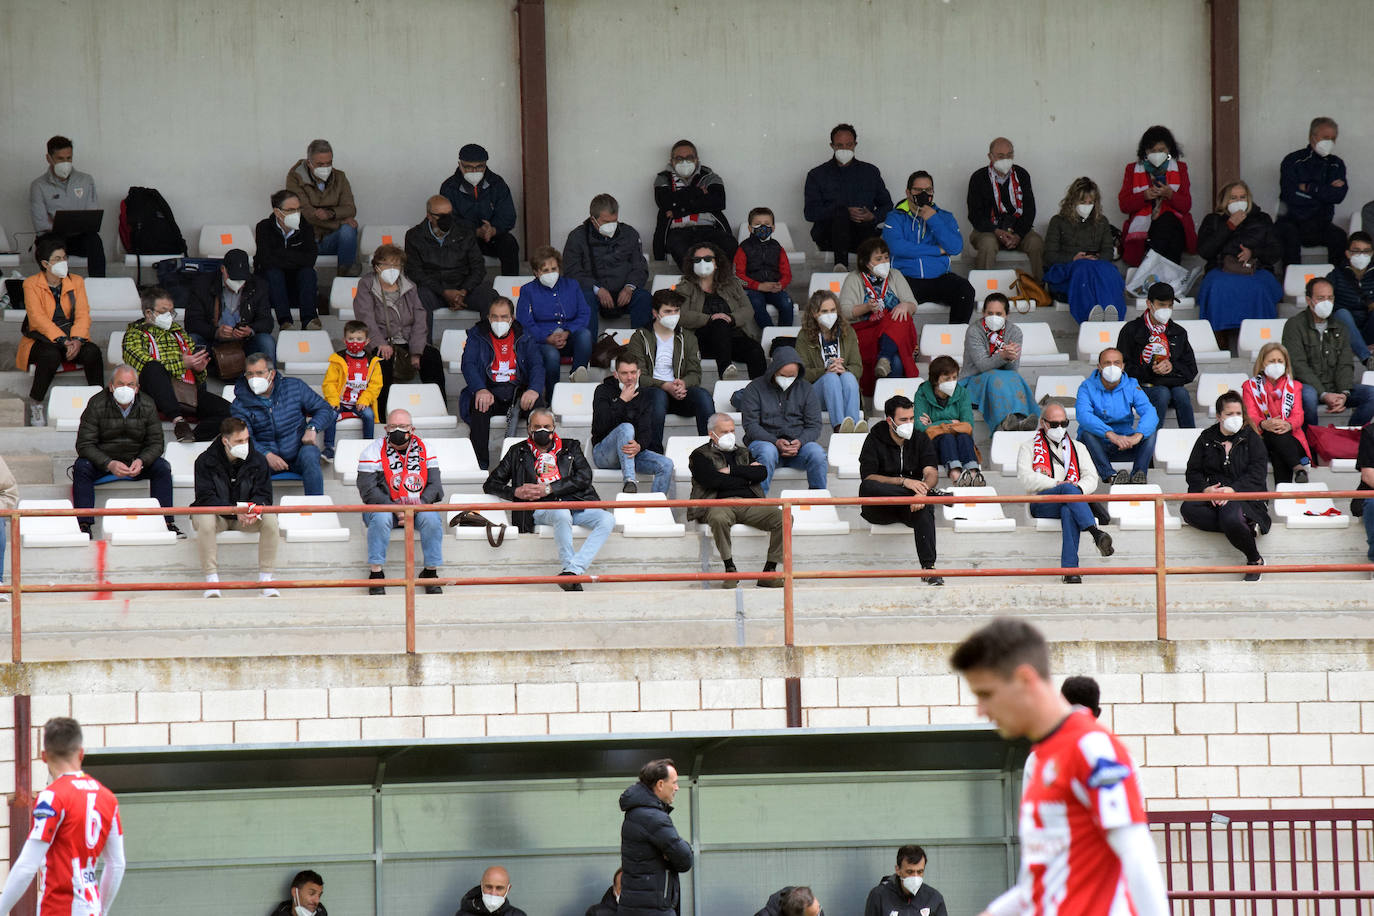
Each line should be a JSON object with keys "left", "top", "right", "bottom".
{"left": 1115, "top": 281, "right": 1198, "bottom": 429}
{"left": 185, "top": 248, "right": 278, "bottom": 373}
{"left": 439, "top": 143, "right": 520, "bottom": 274}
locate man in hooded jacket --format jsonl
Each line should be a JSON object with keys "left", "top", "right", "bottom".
{"left": 619, "top": 759, "right": 692, "bottom": 916}
{"left": 736, "top": 345, "right": 826, "bottom": 493}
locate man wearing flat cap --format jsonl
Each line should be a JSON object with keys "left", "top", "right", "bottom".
{"left": 440, "top": 143, "right": 520, "bottom": 275}
{"left": 1115, "top": 281, "right": 1198, "bottom": 429}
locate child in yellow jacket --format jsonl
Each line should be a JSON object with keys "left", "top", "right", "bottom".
{"left": 322, "top": 320, "right": 383, "bottom": 460}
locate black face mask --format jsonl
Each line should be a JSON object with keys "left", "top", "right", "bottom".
{"left": 434, "top": 213, "right": 454, "bottom": 232}
{"left": 913, "top": 191, "right": 934, "bottom": 208}
{"left": 388, "top": 429, "right": 411, "bottom": 449}
{"left": 530, "top": 429, "right": 554, "bottom": 448}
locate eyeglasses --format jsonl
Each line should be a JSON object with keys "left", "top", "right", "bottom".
{"left": 1044, "top": 420, "right": 1070, "bottom": 429}
{"left": 691, "top": 256, "right": 714, "bottom": 264}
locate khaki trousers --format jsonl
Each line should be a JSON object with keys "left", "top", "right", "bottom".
{"left": 194, "top": 514, "right": 279, "bottom": 574}
{"left": 704, "top": 505, "right": 783, "bottom": 565}
{"left": 968, "top": 228, "right": 1045, "bottom": 278}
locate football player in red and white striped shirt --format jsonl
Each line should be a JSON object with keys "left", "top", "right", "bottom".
{"left": 952, "top": 619, "right": 1168, "bottom": 916}
{"left": 0, "top": 718, "right": 124, "bottom": 916}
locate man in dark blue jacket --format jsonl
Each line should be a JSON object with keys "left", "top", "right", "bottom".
{"left": 231, "top": 354, "right": 335, "bottom": 495}
{"left": 439, "top": 143, "right": 519, "bottom": 274}
{"left": 619, "top": 759, "right": 692, "bottom": 916}
{"left": 253, "top": 189, "right": 320, "bottom": 330}
{"left": 1326, "top": 231, "right": 1374, "bottom": 362}
{"left": 804, "top": 124, "right": 893, "bottom": 269}
{"left": 564, "top": 193, "right": 652, "bottom": 326}
{"left": 460, "top": 297, "right": 545, "bottom": 470}
{"left": 1276, "top": 117, "right": 1349, "bottom": 267}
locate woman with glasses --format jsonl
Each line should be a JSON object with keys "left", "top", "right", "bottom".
{"left": 674, "top": 242, "right": 765, "bottom": 380}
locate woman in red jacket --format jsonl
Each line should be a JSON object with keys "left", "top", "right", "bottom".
{"left": 1118, "top": 125, "right": 1196, "bottom": 267}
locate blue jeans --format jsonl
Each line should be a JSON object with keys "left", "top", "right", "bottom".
{"left": 1143, "top": 384, "right": 1195, "bottom": 429}
{"left": 1029, "top": 482, "right": 1097, "bottom": 568}
{"left": 287, "top": 444, "right": 325, "bottom": 496}
{"left": 644, "top": 384, "right": 713, "bottom": 444}
{"left": 325, "top": 405, "right": 374, "bottom": 451}
{"left": 538, "top": 328, "right": 594, "bottom": 400}
{"left": 1301, "top": 383, "right": 1374, "bottom": 427}
{"left": 317, "top": 223, "right": 359, "bottom": 268}
{"left": 531, "top": 507, "right": 615, "bottom": 575}
{"left": 813, "top": 371, "right": 861, "bottom": 426}
{"left": 1078, "top": 430, "right": 1157, "bottom": 477}
{"left": 365, "top": 508, "right": 444, "bottom": 568}
{"left": 877, "top": 335, "right": 910, "bottom": 377}
{"left": 1364, "top": 503, "right": 1374, "bottom": 563}
{"left": 1332, "top": 308, "right": 1374, "bottom": 360}
{"left": 262, "top": 267, "right": 319, "bottom": 324}
{"left": 934, "top": 432, "right": 979, "bottom": 470}
{"left": 191, "top": 332, "right": 277, "bottom": 370}
{"left": 591, "top": 422, "right": 675, "bottom": 494}
{"left": 745, "top": 289, "right": 795, "bottom": 327}
{"left": 581, "top": 286, "right": 654, "bottom": 330}
{"left": 748, "top": 439, "right": 827, "bottom": 494}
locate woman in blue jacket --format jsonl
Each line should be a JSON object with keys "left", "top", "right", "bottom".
{"left": 516, "top": 245, "right": 593, "bottom": 403}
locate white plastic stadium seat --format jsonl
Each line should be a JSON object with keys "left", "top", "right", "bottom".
{"left": 1273, "top": 482, "right": 1349, "bottom": 529}
{"left": 447, "top": 494, "right": 521, "bottom": 542}
{"left": 919, "top": 324, "right": 966, "bottom": 362}
{"left": 807, "top": 272, "right": 848, "bottom": 298}
{"left": 102, "top": 498, "right": 177, "bottom": 546}
{"left": 967, "top": 269, "right": 1019, "bottom": 305}
{"left": 1283, "top": 264, "right": 1332, "bottom": 302}
{"left": 550, "top": 382, "right": 598, "bottom": 426}
{"left": 760, "top": 326, "right": 800, "bottom": 355}
{"left": 0, "top": 224, "right": 20, "bottom": 269}
{"left": 199, "top": 225, "right": 255, "bottom": 258}
{"left": 164, "top": 441, "right": 211, "bottom": 486}
{"left": 614, "top": 492, "right": 686, "bottom": 538}
{"left": 47, "top": 386, "right": 101, "bottom": 431}
{"left": 712, "top": 380, "right": 749, "bottom": 422}
{"left": 106, "top": 332, "right": 125, "bottom": 366}
{"left": 424, "top": 438, "right": 488, "bottom": 484}
{"left": 278, "top": 496, "right": 351, "bottom": 543}
{"left": 1154, "top": 428, "right": 1203, "bottom": 474}
{"left": 277, "top": 330, "right": 334, "bottom": 374}
{"left": 493, "top": 275, "right": 535, "bottom": 303}
{"left": 333, "top": 438, "right": 373, "bottom": 486}
{"left": 869, "top": 378, "right": 925, "bottom": 418}
{"left": 84, "top": 278, "right": 140, "bottom": 317}
{"left": 440, "top": 329, "right": 468, "bottom": 374}
{"left": 942, "top": 486, "right": 1016, "bottom": 533}
{"left": 1106, "top": 484, "right": 1181, "bottom": 530}
{"left": 991, "top": 430, "right": 1036, "bottom": 477}
{"left": 1195, "top": 373, "right": 1249, "bottom": 417}
{"left": 827, "top": 433, "right": 867, "bottom": 478}
{"left": 1034, "top": 375, "right": 1085, "bottom": 420}
{"left": 650, "top": 275, "right": 680, "bottom": 293}
{"left": 1237, "top": 319, "right": 1288, "bottom": 360}
{"left": 602, "top": 327, "right": 634, "bottom": 347}
{"left": 1175, "top": 320, "right": 1231, "bottom": 364}
{"left": 734, "top": 221, "right": 806, "bottom": 268}
{"left": 330, "top": 277, "right": 359, "bottom": 321}
{"left": 19, "top": 499, "right": 90, "bottom": 547}
{"left": 665, "top": 435, "right": 709, "bottom": 483}
{"left": 360, "top": 225, "right": 410, "bottom": 260}
{"left": 389, "top": 383, "right": 458, "bottom": 430}
{"left": 1017, "top": 322, "right": 1070, "bottom": 366}
{"left": 779, "top": 489, "right": 850, "bottom": 535}
{"left": 1352, "top": 211, "right": 1364, "bottom": 235}
{"left": 1076, "top": 321, "right": 1125, "bottom": 362}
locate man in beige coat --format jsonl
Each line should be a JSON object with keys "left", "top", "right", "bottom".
{"left": 285, "top": 139, "right": 359, "bottom": 276}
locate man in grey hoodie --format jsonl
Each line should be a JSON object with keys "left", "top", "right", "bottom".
{"left": 737, "top": 346, "right": 827, "bottom": 493}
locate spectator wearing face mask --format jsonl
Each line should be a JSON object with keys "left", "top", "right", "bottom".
{"left": 804, "top": 123, "right": 893, "bottom": 271}
{"left": 1018, "top": 400, "right": 1112, "bottom": 584}
{"left": 1118, "top": 125, "right": 1195, "bottom": 267}
{"left": 191, "top": 417, "right": 278, "bottom": 598}
{"left": 231, "top": 354, "right": 335, "bottom": 497}
{"left": 439, "top": 144, "right": 520, "bottom": 275}
{"left": 17, "top": 235, "right": 103, "bottom": 427}
{"left": 254, "top": 189, "right": 320, "bottom": 331}
{"left": 285, "top": 139, "right": 360, "bottom": 277}
{"left": 28, "top": 135, "right": 105, "bottom": 277}
{"left": 357, "top": 408, "right": 444, "bottom": 596}
{"left": 737, "top": 346, "right": 826, "bottom": 494}
{"left": 1075, "top": 348, "right": 1159, "bottom": 485}
{"left": 1243, "top": 343, "right": 1311, "bottom": 484}
{"left": 913, "top": 355, "right": 982, "bottom": 486}
{"left": 966, "top": 137, "right": 1044, "bottom": 278}
{"left": 123, "top": 286, "right": 232, "bottom": 443}
{"left": 1276, "top": 117, "right": 1348, "bottom": 268}
{"left": 838, "top": 237, "right": 922, "bottom": 387}
{"left": 625, "top": 289, "right": 715, "bottom": 446}
{"left": 675, "top": 242, "right": 766, "bottom": 380}
{"left": 688, "top": 413, "right": 783, "bottom": 588}
{"left": 351, "top": 243, "right": 447, "bottom": 411}
{"left": 183, "top": 248, "right": 277, "bottom": 372}
{"left": 1196, "top": 180, "right": 1283, "bottom": 349}
{"left": 733, "top": 206, "right": 794, "bottom": 328}
{"left": 857, "top": 396, "right": 942, "bottom": 585}
{"left": 862, "top": 845, "right": 948, "bottom": 916}
{"left": 1282, "top": 277, "right": 1374, "bottom": 427}
{"left": 1183, "top": 390, "right": 1270, "bottom": 581}
{"left": 268, "top": 869, "right": 327, "bottom": 916}
{"left": 517, "top": 246, "right": 595, "bottom": 402}
{"left": 1117, "top": 283, "right": 1197, "bottom": 429}
{"left": 563, "top": 193, "right": 653, "bottom": 327}
{"left": 460, "top": 297, "right": 545, "bottom": 471}
{"left": 960, "top": 293, "right": 1039, "bottom": 432}
{"left": 653, "top": 139, "right": 735, "bottom": 266}
{"left": 794, "top": 290, "right": 864, "bottom": 432}
{"left": 321, "top": 320, "right": 383, "bottom": 462}
{"left": 591, "top": 354, "right": 675, "bottom": 495}
{"left": 880, "top": 171, "right": 976, "bottom": 324}
{"left": 405, "top": 195, "right": 497, "bottom": 321}
{"left": 1325, "top": 231, "right": 1374, "bottom": 369}
{"left": 1042, "top": 176, "right": 1126, "bottom": 323}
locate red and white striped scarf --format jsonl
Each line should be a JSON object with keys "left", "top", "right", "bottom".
{"left": 1126, "top": 159, "right": 1182, "bottom": 242}
{"left": 143, "top": 327, "right": 196, "bottom": 384}
{"left": 983, "top": 319, "right": 1005, "bottom": 355}
{"left": 1031, "top": 430, "right": 1079, "bottom": 484}
{"left": 1141, "top": 311, "right": 1170, "bottom": 363}
{"left": 988, "top": 165, "right": 1023, "bottom": 219}
{"left": 1245, "top": 375, "right": 1296, "bottom": 420}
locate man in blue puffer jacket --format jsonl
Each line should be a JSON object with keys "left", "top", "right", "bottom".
{"left": 1075, "top": 347, "right": 1159, "bottom": 484}
{"left": 880, "top": 170, "right": 975, "bottom": 323}
{"left": 619, "top": 759, "right": 692, "bottom": 916}
{"left": 231, "top": 353, "right": 336, "bottom": 495}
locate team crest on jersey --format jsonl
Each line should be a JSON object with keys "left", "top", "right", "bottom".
{"left": 1087, "top": 756, "right": 1132, "bottom": 788}
{"left": 1041, "top": 758, "right": 1057, "bottom": 785}
{"left": 33, "top": 791, "right": 56, "bottom": 819}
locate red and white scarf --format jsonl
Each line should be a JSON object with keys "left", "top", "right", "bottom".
{"left": 1031, "top": 430, "right": 1079, "bottom": 484}
{"left": 859, "top": 272, "right": 890, "bottom": 322}
{"left": 382, "top": 437, "right": 429, "bottom": 504}
{"left": 143, "top": 327, "right": 196, "bottom": 384}
{"left": 987, "top": 165, "right": 1023, "bottom": 219}
{"left": 1245, "top": 375, "right": 1296, "bottom": 420}
{"left": 983, "top": 319, "right": 1005, "bottom": 355}
{"left": 340, "top": 353, "right": 371, "bottom": 410}
{"left": 531, "top": 434, "right": 564, "bottom": 485}
{"left": 1125, "top": 159, "right": 1182, "bottom": 242}
{"left": 1141, "top": 311, "right": 1170, "bottom": 363}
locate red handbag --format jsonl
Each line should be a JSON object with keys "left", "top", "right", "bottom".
{"left": 1305, "top": 424, "right": 1362, "bottom": 465}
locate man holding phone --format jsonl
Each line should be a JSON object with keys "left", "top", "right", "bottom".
{"left": 185, "top": 248, "right": 278, "bottom": 370}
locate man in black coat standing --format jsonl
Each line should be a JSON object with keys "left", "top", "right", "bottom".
{"left": 619, "top": 759, "right": 692, "bottom": 916}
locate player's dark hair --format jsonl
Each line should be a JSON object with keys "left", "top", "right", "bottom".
{"left": 292, "top": 870, "right": 324, "bottom": 890}
{"left": 43, "top": 717, "right": 83, "bottom": 758}
{"left": 1060, "top": 675, "right": 1102, "bottom": 718}
{"left": 896, "top": 844, "right": 927, "bottom": 868}
{"left": 950, "top": 617, "right": 1051, "bottom": 679}
{"left": 781, "top": 886, "right": 817, "bottom": 916}
{"left": 639, "top": 757, "right": 676, "bottom": 788}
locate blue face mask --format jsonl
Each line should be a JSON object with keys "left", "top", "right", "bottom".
{"left": 751, "top": 225, "right": 773, "bottom": 241}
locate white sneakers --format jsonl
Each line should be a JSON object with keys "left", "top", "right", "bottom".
{"left": 201, "top": 572, "right": 279, "bottom": 597}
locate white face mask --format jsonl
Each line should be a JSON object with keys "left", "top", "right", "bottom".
{"left": 1075, "top": 203, "right": 1095, "bottom": 220}
{"left": 53, "top": 161, "right": 74, "bottom": 179}
{"left": 833, "top": 149, "right": 855, "bottom": 166}
{"left": 1100, "top": 364, "right": 1123, "bottom": 384}
{"left": 659, "top": 313, "right": 680, "bottom": 331}
{"left": 1227, "top": 199, "right": 1249, "bottom": 215}
{"left": 1264, "top": 361, "right": 1287, "bottom": 380}
{"left": 489, "top": 320, "right": 511, "bottom": 338}
{"left": 937, "top": 380, "right": 957, "bottom": 397}
{"left": 248, "top": 375, "right": 271, "bottom": 395}
{"left": 538, "top": 271, "right": 560, "bottom": 288}
{"left": 1314, "top": 139, "right": 1335, "bottom": 157}
{"left": 1146, "top": 151, "right": 1170, "bottom": 168}
{"left": 992, "top": 157, "right": 1014, "bottom": 175}
{"left": 1045, "top": 424, "right": 1068, "bottom": 443}
{"left": 152, "top": 312, "right": 175, "bottom": 330}
{"left": 464, "top": 170, "right": 485, "bottom": 186}
{"left": 282, "top": 211, "right": 302, "bottom": 231}
{"left": 112, "top": 385, "right": 137, "bottom": 406}
{"left": 228, "top": 441, "right": 250, "bottom": 461}
{"left": 49, "top": 260, "right": 70, "bottom": 279}
{"left": 1351, "top": 253, "right": 1372, "bottom": 271}
{"left": 818, "top": 312, "right": 838, "bottom": 329}
{"left": 870, "top": 261, "right": 891, "bottom": 279}
{"left": 693, "top": 259, "right": 714, "bottom": 278}
{"left": 379, "top": 267, "right": 401, "bottom": 285}
{"left": 1220, "top": 414, "right": 1245, "bottom": 435}
{"left": 775, "top": 374, "right": 795, "bottom": 391}
{"left": 1313, "top": 299, "right": 1334, "bottom": 320}
{"left": 1152, "top": 307, "right": 1173, "bottom": 323}
{"left": 673, "top": 160, "right": 697, "bottom": 179}
{"left": 312, "top": 165, "right": 332, "bottom": 182}
{"left": 983, "top": 313, "right": 1006, "bottom": 331}
{"left": 715, "top": 432, "right": 736, "bottom": 451}
{"left": 893, "top": 421, "right": 914, "bottom": 440}
{"left": 223, "top": 277, "right": 246, "bottom": 293}
{"left": 901, "top": 876, "right": 924, "bottom": 896}
{"left": 598, "top": 220, "right": 618, "bottom": 238}
{"left": 482, "top": 895, "right": 505, "bottom": 913}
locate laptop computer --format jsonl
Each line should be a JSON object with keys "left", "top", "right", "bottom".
{"left": 49, "top": 209, "right": 104, "bottom": 237}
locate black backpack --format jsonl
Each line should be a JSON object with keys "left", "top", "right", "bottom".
{"left": 119, "top": 187, "right": 188, "bottom": 282}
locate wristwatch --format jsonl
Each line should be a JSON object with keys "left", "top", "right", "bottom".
{"left": 543, "top": 484, "right": 551, "bottom": 496}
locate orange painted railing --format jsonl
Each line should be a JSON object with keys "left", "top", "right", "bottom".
{"left": 5, "top": 487, "right": 1373, "bottom": 662}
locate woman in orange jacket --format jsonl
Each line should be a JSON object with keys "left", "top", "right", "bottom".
{"left": 17, "top": 236, "right": 103, "bottom": 426}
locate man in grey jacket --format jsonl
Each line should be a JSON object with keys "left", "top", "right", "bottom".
{"left": 404, "top": 195, "right": 496, "bottom": 326}
{"left": 356, "top": 408, "right": 444, "bottom": 595}
{"left": 28, "top": 135, "right": 105, "bottom": 276}
{"left": 563, "top": 193, "right": 653, "bottom": 327}
{"left": 737, "top": 346, "right": 827, "bottom": 493}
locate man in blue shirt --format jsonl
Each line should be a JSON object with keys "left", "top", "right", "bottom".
{"left": 880, "top": 171, "right": 975, "bottom": 324}
{"left": 1276, "top": 117, "right": 1349, "bottom": 267}
{"left": 803, "top": 124, "right": 893, "bottom": 270}
{"left": 1075, "top": 348, "right": 1159, "bottom": 484}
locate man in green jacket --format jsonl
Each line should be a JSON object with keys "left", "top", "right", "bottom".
{"left": 1282, "top": 277, "right": 1374, "bottom": 426}
{"left": 72, "top": 364, "right": 181, "bottom": 537}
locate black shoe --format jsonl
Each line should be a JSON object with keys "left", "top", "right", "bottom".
{"left": 167, "top": 523, "right": 187, "bottom": 539}
{"left": 1063, "top": 574, "right": 1083, "bottom": 584}
{"left": 1244, "top": 556, "right": 1264, "bottom": 582}
{"left": 622, "top": 480, "right": 638, "bottom": 494}
{"left": 368, "top": 570, "right": 385, "bottom": 596}
{"left": 924, "top": 567, "right": 944, "bottom": 586}
{"left": 419, "top": 567, "right": 442, "bottom": 595}
{"left": 173, "top": 419, "right": 194, "bottom": 443}
{"left": 721, "top": 559, "right": 739, "bottom": 589}
{"left": 1090, "top": 502, "right": 1112, "bottom": 525}
{"left": 79, "top": 521, "right": 94, "bottom": 537}
{"left": 1094, "top": 530, "right": 1115, "bottom": 557}
{"left": 1293, "top": 467, "right": 1309, "bottom": 484}
{"left": 558, "top": 570, "right": 583, "bottom": 592}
